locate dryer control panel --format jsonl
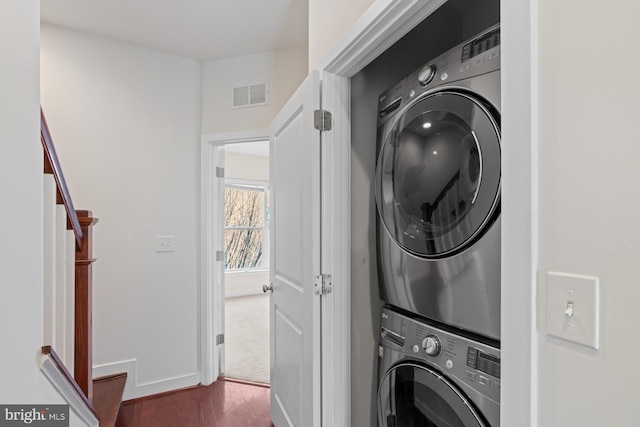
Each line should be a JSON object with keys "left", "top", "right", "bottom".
{"left": 405, "top": 24, "right": 500, "bottom": 102}
{"left": 376, "top": 23, "right": 501, "bottom": 129}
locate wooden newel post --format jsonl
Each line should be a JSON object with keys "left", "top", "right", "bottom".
{"left": 75, "top": 210, "right": 98, "bottom": 401}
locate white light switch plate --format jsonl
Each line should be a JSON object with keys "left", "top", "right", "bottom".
{"left": 156, "top": 235, "right": 175, "bottom": 252}
{"left": 546, "top": 272, "right": 600, "bottom": 349}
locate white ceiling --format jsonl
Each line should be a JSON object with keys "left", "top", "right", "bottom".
{"left": 40, "top": 0, "right": 309, "bottom": 62}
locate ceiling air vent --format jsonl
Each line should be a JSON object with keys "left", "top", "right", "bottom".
{"left": 232, "top": 83, "right": 269, "bottom": 109}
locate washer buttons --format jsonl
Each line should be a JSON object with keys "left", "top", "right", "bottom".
{"left": 445, "top": 360, "right": 454, "bottom": 369}
{"left": 412, "top": 345, "right": 420, "bottom": 353}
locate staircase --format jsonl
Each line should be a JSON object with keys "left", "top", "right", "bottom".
{"left": 93, "top": 374, "right": 128, "bottom": 427}
{"left": 39, "top": 109, "right": 126, "bottom": 427}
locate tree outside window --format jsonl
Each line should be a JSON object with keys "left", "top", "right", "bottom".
{"left": 224, "top": 182, "right": 269, "bottom": 270}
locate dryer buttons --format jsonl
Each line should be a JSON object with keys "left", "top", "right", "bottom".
{"left": 422, "top": 335, "right": 441, "bottom": 356}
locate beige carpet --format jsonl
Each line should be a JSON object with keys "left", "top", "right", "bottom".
{"left": 223, "top": 294, "right": 270, "bottom": 384}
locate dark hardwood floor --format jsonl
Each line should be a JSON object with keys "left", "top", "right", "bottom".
{"left": 115, "top": 378, "right": 272, "bottom": 427}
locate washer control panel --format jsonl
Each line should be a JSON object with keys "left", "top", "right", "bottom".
{"left": 467, "top": 347, "right": 501, "bottom": 379}
{"left": 379, "top": 307, "right": 500, "bottom": 403}
{"left": 422, "top": 334, "right": 441, "bottom": 356}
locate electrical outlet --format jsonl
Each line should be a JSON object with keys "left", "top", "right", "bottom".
{"left": 156, "top": 235, "right": 175, "bottom": 253}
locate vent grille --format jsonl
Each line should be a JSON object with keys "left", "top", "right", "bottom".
{"left": 232, "top": 83, "right": 268, "bottom": 108}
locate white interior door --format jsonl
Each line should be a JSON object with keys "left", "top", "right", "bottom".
{"left": 269, "top": 71, "right": 321, "bottom": 427}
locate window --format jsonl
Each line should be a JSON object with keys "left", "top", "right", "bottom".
{"left": 224, "top": 181, "right": 269, "bottom": 271}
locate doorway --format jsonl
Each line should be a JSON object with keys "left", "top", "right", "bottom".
{"left": 219, "top": 139, "right": 270, "bottom": 384}
{"left": 200, "top": 130, "right": 272, "bottom": 387}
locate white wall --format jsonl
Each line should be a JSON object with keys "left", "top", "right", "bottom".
{"left": 225, "top": 152, "right": 269, "bottom": 181}
{"left": 40, "top": 24, "right": 202, "bottom": 398}
{"left": 308, "top": 0, "right": 375, "bottom": 70}
{"left": 0, "top": 0, "right": 84, "bottom": 419}
{"left": 201, "top": 47, "right": 307, "bottom": 135}
{"left": 536, "top": 0, "right": 640, "bottom": 424}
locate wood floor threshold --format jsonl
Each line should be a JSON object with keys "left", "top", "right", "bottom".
{"left": 220, "top": 376, "right": 271, "bottom": 389}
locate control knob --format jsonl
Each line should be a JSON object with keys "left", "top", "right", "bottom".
{"left": 418, "top": 64, "right": 437, "bottom": 86}
{"left": 422, "top": 334, "right": 441, "bottom": 357}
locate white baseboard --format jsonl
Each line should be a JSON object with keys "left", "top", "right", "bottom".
{"left": 93, "top": 360, "right": 200, "bottom": 401}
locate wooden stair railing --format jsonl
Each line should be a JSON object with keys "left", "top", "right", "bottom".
{"left": 41, "top": 108, "right": 97, "bottom": 402}
{"left": 75, "top": 210, "right": 98, "bottom": 401}
{"left": 41, "top": 109, "right": 82, "bottom": 247}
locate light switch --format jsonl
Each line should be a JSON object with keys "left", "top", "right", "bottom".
{"left": 156, "top": 235, "right": 175, "bottom": 252}
{"left": 546, "top": 272, "right": 600, "bottom": 349}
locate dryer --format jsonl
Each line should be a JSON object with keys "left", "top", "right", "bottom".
{"left": 375, "top": 24, "right": 501, "bottom": 341}
{"left": 377, "top": 306, "right": 500, "bottom": 426}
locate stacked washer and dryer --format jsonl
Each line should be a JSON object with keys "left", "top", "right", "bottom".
{"left": 375, "top": 25, "right": 502, "bottom": 426}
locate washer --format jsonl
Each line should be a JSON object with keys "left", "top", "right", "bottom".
{"left": 375, "top": 25, "right": 501, "bottom": 341}
{"left": 378, "top": 306, "right": 500, "bottom": 426}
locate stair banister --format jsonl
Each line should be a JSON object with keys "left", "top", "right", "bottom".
{"left": 40, "top": 109, "right": 82, "bottom": 248}
{"left": 40, "top": 108, "right": 96, "bottom": 401}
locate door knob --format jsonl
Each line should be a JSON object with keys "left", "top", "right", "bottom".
{"left": 262, "top": 284, "right": 273, "bottom": 293}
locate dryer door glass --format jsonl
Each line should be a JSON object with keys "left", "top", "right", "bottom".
{"left": 378, "top": 363, "right": 486, "bottom": 427}
{"left": 375, "top": 91, "right": 500, "bottom": 258}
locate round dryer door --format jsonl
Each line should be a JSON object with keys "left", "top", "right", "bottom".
{"left": 375, "top": 91, "right": 500, "bottom": 258}
{"left": 378, "top": 363, "right": 486, "bottom": 427}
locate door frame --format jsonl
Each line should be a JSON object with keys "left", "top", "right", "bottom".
{"left": 200, "top": 0, "right": 537, "bottom": 424}
{"left": 200, "top": 129, "right": 270, "bottom": 386}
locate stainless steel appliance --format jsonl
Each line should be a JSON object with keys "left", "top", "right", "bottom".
{"left": 378, "top": 307, "right": 500, "bottom": 426}
{"left": 375, "top": 24, "right": 501, "bottom": 340}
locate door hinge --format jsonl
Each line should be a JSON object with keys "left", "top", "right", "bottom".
{"left": 314, "top": 109, "right": 333, "bottom": 131}
{"left": 314, "top": 274, "right": 333, "bottom": 296}
{"left": 215, "top": 251, "right": 224, "bottom": 261}
{"left": 216, "top": 334, "right": 225, "bottom": 345}
{"left": 216, "top": 167, "right": 225, "bottom": 178}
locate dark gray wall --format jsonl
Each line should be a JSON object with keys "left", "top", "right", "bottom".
{"left": 349, "top": 0, "right": 499, "bottom": 425}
